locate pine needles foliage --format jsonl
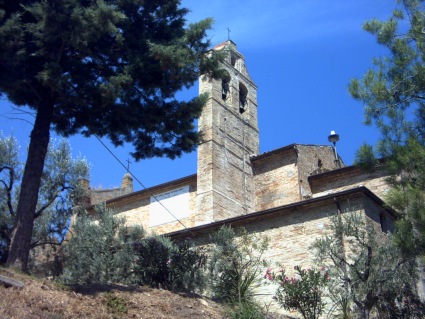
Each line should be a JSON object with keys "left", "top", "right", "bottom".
{"left": 346, "top": 0, "right": 425, "bottom": 304}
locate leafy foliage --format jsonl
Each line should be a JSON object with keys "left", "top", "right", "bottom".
{"left": 354, "top": 143, "right": 379, "bottom": 170}
{"left": 267, "top": 266, "right": 329, "bottom": 319}
{"left": 208, "top": 226, "right": 269, "bottom": 304}
{"left": 62, "top": 205, "right": 145, "bottom": 284}
{"left": 0, "top": 134, "right": 89, "bottom": 266}
{"left": 32, "top": 140, "right": 90, "bottom": 245}
{"left": 312, "top": 212, "right": 422, "bottom": 319}
{"left": 224, "top": 301, "right": 266, "bottom": 319}
{"left": 0, "top": 0, "right": 224, "bottom": 270}
{"left": 104, "top": 292, "right": 128, "bottom": 319}
{"left": 63, "top": 206, "right": 206, "bottom": 293}
{"left": 132, "top": 236, "right": 207, "bottom": 292}
{"left": 349, "top": 0, "right": 425, "bottom": 148}
{"left": 0, "top": 133, "right": 20, "bottom": 263}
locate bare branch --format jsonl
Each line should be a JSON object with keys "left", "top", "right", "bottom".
{"left": 0, "top": 165, "right": 15, "bottom": 217}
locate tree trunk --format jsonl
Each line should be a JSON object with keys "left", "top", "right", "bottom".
{"left": 6, "top": 103, "right": 53, "bottom": 272}
{"left": 411, "top": 222, "right": 425, "bottom": 300}
{"left": 416, "top": 256, "right": 425, "bottom": 301}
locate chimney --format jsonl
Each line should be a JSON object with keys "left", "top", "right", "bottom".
{"left": 76, "top": 178, "right": 91, "bottom": 207}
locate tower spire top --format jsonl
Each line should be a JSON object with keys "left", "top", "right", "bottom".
{"left": 126, "top": 158, "right": 131, "bottom": 173}
{"left": 227, "top": 27, "right": 231, "bottom": 40}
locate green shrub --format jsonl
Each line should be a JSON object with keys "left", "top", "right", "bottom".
{"left": 132, "top": 236, "right": 207, "bottom": 292}
{"left": 268, "top": 265, "right": 329, "bottom": 319}
{"left": 312, "top": 212, "right": 423, "bottom": 319}
{"left": 225, "top": 300, "right": 266, "bottom": 319}
{"left": 61, "top": 205, "right": 144, "bottom": 284}
{"left": 208, "top": 226, "right": 269, "bottom": 303}
{"left": 62, "top": 205, "right": 206, "bottom": 293}
{"left": 104, "top": 292, "right": 127, "bottom": 318}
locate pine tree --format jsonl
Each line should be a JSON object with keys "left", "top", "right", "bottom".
{"left": 0, "top": 0, "right": 223, "bottom": 271}
{"left": 349, "top": 0, "right": 425, "bottom": 297}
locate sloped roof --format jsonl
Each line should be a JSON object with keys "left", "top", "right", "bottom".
{"left": 166, "top": 186, "right": 396, "bottom": 240}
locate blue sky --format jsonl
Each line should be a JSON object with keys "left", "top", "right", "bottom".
{"left": 0, "top": 0, "right": 396, "bottom": 191}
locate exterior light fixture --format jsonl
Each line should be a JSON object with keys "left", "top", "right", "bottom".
{"left": 328, "top": 130, "right": 340, "bottom": 168}
{"left": 328, "top": 130, "right": 339, "bottom": 145}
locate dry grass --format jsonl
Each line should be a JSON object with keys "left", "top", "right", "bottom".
{"left": 0, "top": 267, "right": 225, "bottom": 319}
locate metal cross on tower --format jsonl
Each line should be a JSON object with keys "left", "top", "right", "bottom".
{"left": 126, "top": 158, "right": 132, "bottom": 172}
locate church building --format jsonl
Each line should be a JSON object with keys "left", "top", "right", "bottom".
{"left": 81, "top": 40, "right": 395, "bottom": 306}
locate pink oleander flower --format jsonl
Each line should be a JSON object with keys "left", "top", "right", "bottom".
{"left": 281, "top": 276, "right": 290, "bottom": 286}
{"left": 264, "top": 268, "right": 273, "bottom": 280}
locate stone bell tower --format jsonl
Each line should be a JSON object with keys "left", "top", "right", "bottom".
{"left": 196, "top": 40, "right": 259, "bottom": 225}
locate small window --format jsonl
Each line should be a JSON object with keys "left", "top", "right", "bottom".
{"left": 221, "top": 73, "right": 231, "bottom": 101}
{"left": 230, "top": 52, "right": 237, "bottom": 67}
{"left": 239, "top": 82, "right": 248, "bottom": 114}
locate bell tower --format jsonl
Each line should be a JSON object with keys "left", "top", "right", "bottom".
{"left": 196, "top": 40, "right": 259, "bottom": 225}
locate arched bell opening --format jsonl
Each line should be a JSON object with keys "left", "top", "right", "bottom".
{"left": 239, "top": 82, "right": 248, "bottom": 114}
{"left": 221, "top": 71, "right": 231, "bottom": 101}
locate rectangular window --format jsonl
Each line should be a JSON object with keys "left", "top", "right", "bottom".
{"left": 149, "top": 185, "right": 190, "bottom": 227}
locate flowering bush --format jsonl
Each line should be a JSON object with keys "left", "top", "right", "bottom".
{"left": 266, "top": 265, "right": 329, "bottom": 319}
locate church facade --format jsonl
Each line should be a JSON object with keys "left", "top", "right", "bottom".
{"left": 81, "top": 40, "right": 395, "bottom": 308}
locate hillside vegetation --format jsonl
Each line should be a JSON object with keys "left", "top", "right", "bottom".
{"left": 0, "top": 267, "right": 225, "bottom": 319}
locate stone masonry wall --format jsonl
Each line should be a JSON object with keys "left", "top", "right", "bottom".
{"left": 364, "top": 195, "right": 395, "bottom": 233}
{"left": 252, "top": 148, "right": 300, "bottom": 210}
{"left": 251, "top": 144, "right": 340, "bottom": 211}
{"left": 309, "top": 165, "right": 389, "bottom": 200}
{"left": 197, "top": 41, "right": 259, "bottom": 224}
{"left": 110, "top": 177, "right": 198, "bottom": 235}
{"left": 296, "top": 144, "right": 342, "bottom": 198}
{"left": 90, "top": 186, "right": 133, "bottom": 205}
{"left": 174, "top": 193, "right": 376, "bottom": 317}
